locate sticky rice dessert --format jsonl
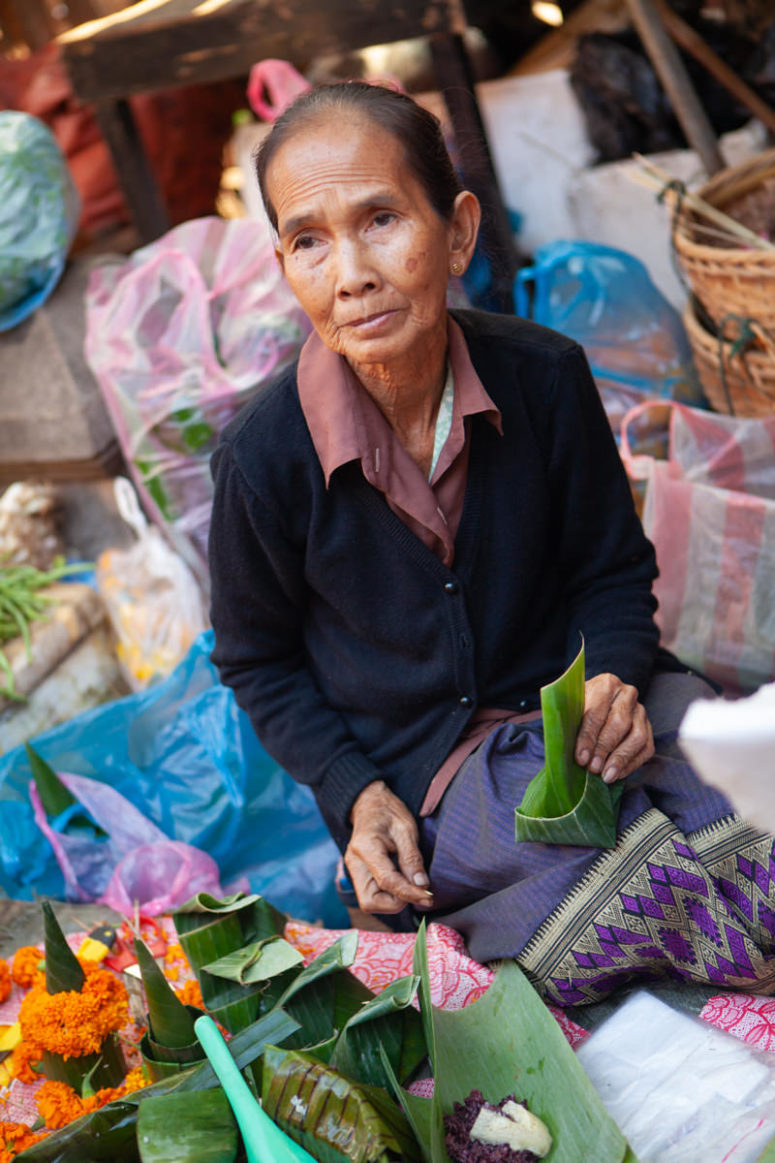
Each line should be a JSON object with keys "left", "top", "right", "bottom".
{"left": 444, "top": 1089, "right": 553, "bottom": 1162}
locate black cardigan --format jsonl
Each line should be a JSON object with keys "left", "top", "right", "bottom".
{"left": 209, "top": 309, "right": 659, "bottom": 851}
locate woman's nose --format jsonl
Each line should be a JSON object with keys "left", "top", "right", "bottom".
{"left": 334, "top": 239, "right": 378, "bottom": 298}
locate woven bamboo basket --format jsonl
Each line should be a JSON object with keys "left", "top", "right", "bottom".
{"left": 673, "top": 149, "right": 775, "bottom": 334}
{"left": 684, "top": 298, "right": 775, "bottom": 417}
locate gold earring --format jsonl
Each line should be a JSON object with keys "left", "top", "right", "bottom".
{"left": 451, "top": 262, "right": 462, "bottom": 275}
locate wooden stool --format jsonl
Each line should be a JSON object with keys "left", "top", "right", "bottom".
{"left": 57, "top": 0, "right": 518, "bottom": 309}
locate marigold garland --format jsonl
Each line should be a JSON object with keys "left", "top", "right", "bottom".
{"left": 0, "top": 960, "right": 10, "bottom": 1005}
{"left": 18, "top": 968, "right": 129, "bottom": 1060}
{"left": 11, "top": 946, "right": 44, "bottom": 990}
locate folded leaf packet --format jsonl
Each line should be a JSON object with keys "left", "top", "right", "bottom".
{"left": 515, "top": 640, "right": 622, "bottom": 848}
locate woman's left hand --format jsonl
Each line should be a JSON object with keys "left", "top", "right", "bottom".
{"left": 574, "top": 673, "right": 654, "bottom": 784}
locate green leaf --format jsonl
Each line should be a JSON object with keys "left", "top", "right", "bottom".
{"left": 26, "top": 744, "right": 77, "bottom": 817}
{"left": 16, "top": 1009, "right": 301, "bottom": 1161}
{"left": 173, "top": 892, "right": 286, "bottom": 941}
{"left": 379, "top": 1046, "right": 435, "bottom": 1163}
{"left": 515, "top": 638, "right": 622, "bottom": 848}
{"left": 204, "top": 936, "right": 303, "bottom": 985}
{"left": 262, "top": 1046, "right": 423, "bottom": 1163}
{"left": 330, "top": 975, "right": 426, "bottom": 1091}
{"left": 134, "top": 938, "right": 198, "bottom": 1049}
{"left": 275, "top": 933, "right": 374, "bottom": 1050}
{"left": 432, "top": 959, "right": 628, "bottom": 1163}
{"left": 42, "top": 900, "right": 85, "bottom": 995}
{"left": 41, "top": 1033, "right": 125, "bottom": 1093}
{"left": 137, "top": 1088, "right": 238, "bottom": 1163}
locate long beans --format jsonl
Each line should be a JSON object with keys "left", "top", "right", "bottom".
{"left": 0, "top": 558, "right": 89, "bottom": 701}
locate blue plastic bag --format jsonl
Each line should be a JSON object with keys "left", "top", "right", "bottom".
{"left": 0, "top": 631, "right": 346, "bottom": 926}
{"left": 0, "top": 111, "right": 79, "bottom": 331}
{"left": 515, "top": 241, "right": 705, "bottom": 432}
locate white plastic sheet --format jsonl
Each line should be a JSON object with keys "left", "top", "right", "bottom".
{"left": 577, "top": 992, "right": 775, "bottom": 1162}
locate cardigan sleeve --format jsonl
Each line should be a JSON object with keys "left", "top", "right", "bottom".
{"left": 208, "top": 440, "right": 384, "bottom": 850}
{"left": 546, "top": 343, "right": 660, "bottom": 694}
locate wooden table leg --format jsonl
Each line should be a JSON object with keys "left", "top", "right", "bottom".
{"left": 430, "top": 33, "right": 518, "bottom": 313}
{"left": 93, "top": 98, "right": 170, "bottom": 243}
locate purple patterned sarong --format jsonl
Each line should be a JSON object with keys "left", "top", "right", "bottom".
{"left": 420, "top": 672, "right": 775, "bottom": 1006}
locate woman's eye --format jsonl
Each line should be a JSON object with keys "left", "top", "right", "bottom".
{"left": 372, "top": 212, "right": 395, "bottom": 228}
{"left": 293, "top": 235, "right": 318, "bottom": 252}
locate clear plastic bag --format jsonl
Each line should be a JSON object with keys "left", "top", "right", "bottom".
{"left": 96, "top": 477, "right": 208, "bottom": 690}
{"left": 577, "top": 991, "right": 775, "bottom": 1162}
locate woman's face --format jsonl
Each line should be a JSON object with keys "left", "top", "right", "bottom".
{"left": 266, "top": 112, "right": 475, "bottom": 372}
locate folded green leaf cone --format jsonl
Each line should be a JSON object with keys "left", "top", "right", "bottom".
{"left": 515, "top": 639, "right": 622, "bottom": 848}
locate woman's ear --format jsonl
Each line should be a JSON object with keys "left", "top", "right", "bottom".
{"left": 448, "top": 190, "right": 481, "bottom": 277}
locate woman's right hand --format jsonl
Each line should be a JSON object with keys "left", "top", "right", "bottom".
{"left": 345, "top": 780, "right": 434, "bottom": 914}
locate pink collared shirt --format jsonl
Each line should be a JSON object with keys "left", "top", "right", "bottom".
{"left": 297, "top": 317, "right": 502, "bottom": 567}
{"left": 297, "top": 314, "right": 524, "bottom": 816}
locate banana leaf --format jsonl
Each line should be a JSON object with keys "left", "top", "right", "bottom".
{"left": 41, "top": 1033, "right": 125, "bottom": 1093}
{"left": 758, "top": 1136, "right": 775, "bottom": 1161}
{"left": 27, "top": 744, "right": 107, "bottom": 836}
{"left": 515, "top": 639, "right": 622, "bottom": 848}
{"left": 389, "top": 923, "right": 632, "bottom": 1163}
{"left": 330, "top": 975, "right": 426, "bottom": 1092}
{"left": 16, "top": 1008, "right": 300, "bottom": 1162}
{"left": 136, "top": 1087, "right": 239, "bottom": 1163}
{"left": 134, "top": 937, "right": 198, "bottom": 1048}
{"left": 174, "top": 894, "right": 288, "bottom": 1036}
{"left": 274, "top": 933, "right": 374, "bottom": 1050}
{"left": 204, "top": 937, "right": 303, "bottom": 986}
{"left": 262, "top": 1046, "right": 423, "bottom": 1163}
{"left": 42, "top": 900, "right": 85, "bottom": 994}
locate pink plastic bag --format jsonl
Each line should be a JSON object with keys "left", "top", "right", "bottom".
{"left": 29, "top": 771, "right": 233, "bottom": 914}
{"left": 85, "top": 217, "right": 312, "bottom": 577}
{"left": 622, "top": 402, "right": 775, "bottom": 693}
{"left": 247, "top": 59, "right": 310, "bottom": 122}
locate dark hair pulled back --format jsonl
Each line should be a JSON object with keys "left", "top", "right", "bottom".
{"left": 255, "top": 81, "right": 463, "bottom": 231}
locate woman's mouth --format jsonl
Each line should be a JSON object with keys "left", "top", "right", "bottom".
{"left": 344, "top": 310, "right": 397, "bottom": 332}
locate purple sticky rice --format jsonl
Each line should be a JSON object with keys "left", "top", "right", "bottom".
{"left": 444, "top": 1089, "right": 542, "bottom": 1163}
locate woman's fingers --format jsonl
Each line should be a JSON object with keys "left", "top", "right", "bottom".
{"left": 345, "top": 780, "right": 433, "bottom": 913}
{"left": 575, "top": 673, "right": 654, "bottom": 783}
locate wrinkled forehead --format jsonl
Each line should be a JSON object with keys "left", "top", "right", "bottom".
{"left": 267, "top": 106, "right": 407, "bottom": 183}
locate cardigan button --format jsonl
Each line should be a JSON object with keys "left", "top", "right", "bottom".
{"left": 444, "top": 581, "right": 458, "bottom": 595}
{"left": 459, "top": 695, "right": 473, "bottom": 708}
{"left": 519, "top": 699, "right": 528, "bottom": 709}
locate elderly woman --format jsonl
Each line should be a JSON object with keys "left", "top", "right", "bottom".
{"left": 209, "top": 82, "right": 775, "bottom": 1006}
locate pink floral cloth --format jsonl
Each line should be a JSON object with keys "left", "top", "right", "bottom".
{"left": 699, "top": 993, "right": 775, "bottom": 1052}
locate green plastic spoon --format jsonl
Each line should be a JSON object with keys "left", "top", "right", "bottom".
{"left": 194, "top": 1014, "right": 317, "bottom": 1163}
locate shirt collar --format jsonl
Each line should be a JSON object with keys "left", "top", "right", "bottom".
{"left": 297, "top": 315, "right": 502, "bottom": 487}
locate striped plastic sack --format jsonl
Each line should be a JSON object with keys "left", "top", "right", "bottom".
{"left": 622, "top": 401, "right": 775, "bottom": 694}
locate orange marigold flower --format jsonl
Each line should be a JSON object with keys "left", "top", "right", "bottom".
{"left": 36, "top": 1080, "right": 84, "bottom": 1130}
{"left": 121, "top": 1064, "right": 149, "bottom": 1095}
{"left": 10, "top": 946, "right": 44, "bottom": 990}
{"left": 164, "top": 943, "right": 185, "bottom": 965}
{"left": 0, "top": 960, "right": 10, "bottom": 1004}
{"left": 175, "top": 978, "right": 204, "bottom": 1009}
{"left": 8, "top": 1040, "right": 44, "bottom": 1085}
{"left": 18, "top": 970, "right": 128, "bottom": 1060}
{"left": 0, "top": 1120, "right": 46, "bottom": 1162}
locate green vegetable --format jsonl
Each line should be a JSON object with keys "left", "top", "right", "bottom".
{"left": 515, "top": 639, "right": 622, "bottom": 848}
{"left": 0, "top": 558, "right": 89, "bottom": 700}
